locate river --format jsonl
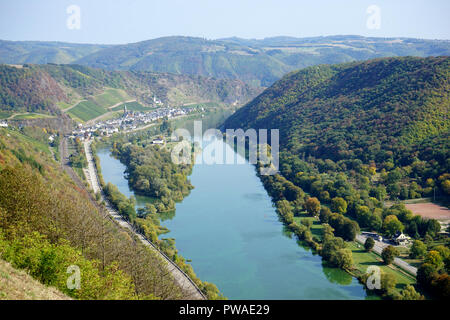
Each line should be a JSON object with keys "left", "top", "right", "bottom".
{"left": 97, "top": 138, "right": 369, "bottom": 300}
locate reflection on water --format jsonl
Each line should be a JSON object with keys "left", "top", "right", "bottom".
{"left": 322, "top": 262, "right": 354, "bottom": 286}
{"left": 158, "top": 210, "right": 176, "bottom": 222}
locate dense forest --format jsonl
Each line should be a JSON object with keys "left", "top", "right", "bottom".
{"left": 225, "top": 56, "right": 450, "bottom": 200}
{"left": 224, "top": 56, "right": 450, "bottom": 299}
{"left": 112, "top": 142, "right": 194, "bottom": 212}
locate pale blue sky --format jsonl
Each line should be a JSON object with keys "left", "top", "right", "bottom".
{"left": 0, "top": 0, "right": 449, "bottom": 44}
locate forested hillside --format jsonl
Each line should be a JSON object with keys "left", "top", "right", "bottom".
{"left": 0, "top": 63, "right": 260, "bottom": 119}
{"left": 225, "top": 56, "right": 449, "bottom": 199}
{"left": 0, "top": 40, "right": 110, "bottom": 65}
{"left": 0, "top": 126, "right": 192, "bottom": 299}
{"left": 224, "top": 56, "right": 450, "bottom": 299}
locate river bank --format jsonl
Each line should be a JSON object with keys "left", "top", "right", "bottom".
{"left": 84, "top": 139, "right": 207, "bottom": 300}
{"left": 96, "top": 136, "right": 371, "bottom": 299}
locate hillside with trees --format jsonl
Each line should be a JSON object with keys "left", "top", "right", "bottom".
{"left": 0, "top": 40, "right": 110, "bottom": 65}
{"left": 224, "top": 56, "right": 449, "bottom": 200}
{"left": 224, "top": 56, "right": 449, "bottom": 299}
{"left": 1, "top": 36, "right": 449, "bottom": 87}
{"left": 0, "top": 126, "right": 195, "bottom": 299}
{"left": 0, "top": 63, "right": 260, "bottom": 119}
{"left": 69, "top": 36, "right": 450, "bottom": 87}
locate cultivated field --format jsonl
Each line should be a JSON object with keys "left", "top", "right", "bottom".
{"left": 111, "top": 101, "right": 151, "bottom": 112}
{"left": 92, "top": 88, "right": 131, "bottom": 108}
{"left": 68, "top": 100, "right": 107, "bottom": 122}
{"left": 405, "top": 202, "right": 450, "bottom": 221}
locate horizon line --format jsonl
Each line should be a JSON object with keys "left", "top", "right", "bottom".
{"left": 1, "top": 34, "right": 450, "bottom": 46}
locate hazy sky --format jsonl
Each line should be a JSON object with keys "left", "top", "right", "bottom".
{"left": 0, "top": 0, "right": 449, "bottom": 44}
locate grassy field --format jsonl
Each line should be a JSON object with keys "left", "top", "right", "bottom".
{"left": 181, "top": 102, "right": 222, "bottom": 109}
{"left": 11, "top": 113, "right": 55, "bottom": 120}
{"left": 55, "top": 101, "right": 73, "bottom": 110}
{"left": 0, "top": 259, "right": 70, "bottom": 300}
{"left": 68, "top": 100, "right": 107, "bottom": 122}
{"left": 111, "top": 101, "right": 151, "bottom": 112}
{"left": 2, "top": 127, "right": 51, "bottom": 155}
{"left": 92, "top": 88, "right": 131, "bottom": 108}
{"left": 292, "top": 211, "right": 418, "bottom": 296}
{"left": 65, "top": 89, "right": 134, "bottom": 122}
{"left": 348, "top": 242, "right": 417, "bottom": 291}
{"left": 0, "top": 111, "right": 13, "bottom": 119}
{"left": 293, "top": 212, "right": 324, "bottom": 240}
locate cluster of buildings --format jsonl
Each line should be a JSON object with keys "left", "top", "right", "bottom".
{"left": 68, "top": 106, "right": 195, "bottom": 140}
{"left": 0, "top": 121, "right": 8, "bottom": 128}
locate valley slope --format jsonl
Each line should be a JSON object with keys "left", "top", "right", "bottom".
{"left": 1, "top": 36, "right": 449, "bottom": 87}
{"left": 223, "top": 55, "right": 450, "bottom": 299}
{"left": 0, "top": 63, "right": 260, "bottom": 122}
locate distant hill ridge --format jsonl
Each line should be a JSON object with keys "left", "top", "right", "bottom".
{"left": 1, "top": 35, "right": 449, "bottom": 87}
{"left": 0, "top": 63, "right": 260, "bottom": 121}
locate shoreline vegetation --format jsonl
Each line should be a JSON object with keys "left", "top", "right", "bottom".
{"left": 255, "top": 162, "right": 422, "bottom": 300}
{"left": 224, "top": 136, "right": 423, "bottom": 300}
{"left": 222, "top": 57, "right": 450, "bottom": 300}
{"left": 90, "top": 119, "right": 226, "bottom": 300}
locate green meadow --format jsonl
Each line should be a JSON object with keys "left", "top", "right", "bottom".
{"left": 68, "top": 100, "right": 107, "bottom": 122}
{"left": 111, "top": 101, "right": 151, "bottom": 112}
{"left": 92, "top": 89, "right": 131, "bottom": 108}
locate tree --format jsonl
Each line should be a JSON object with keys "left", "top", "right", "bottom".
{"left": 434, "top": 245, "right": 450, "bottom": 272}
{"left": 364, "top": 237, "right": 375, "bottom": 252}
{"left": 276, "top": 200, "right": 294, "bottom": 224}
{"left": 399, "top": 285, "right": 424, "bottom": 300}
{"left": 382, "top": 245, "right": 399, "bottom": 265}
{"left": 342, "top": 221, "right": 358, "bottom": 241}
{"left": 383, "top": 215, "right": 404, "bottom": 237}
{"left": 409, "top": 240, "right": 427, "bottom": 258}
{"left": 416, "top": 263, "right": 437, "bottom": 289}
{"left": 305, "top": 197, "right": 321, "bottom": 216}
{"left": 433, "top": 274, "right": 450, "bottom": 299}
{"left": 331, "top": 197, "right": 347, "bottom": 214}
{"left": 441, "top": 179, "right": 450, "bottom": 195}
{"left": 319, "top": 207, "right": 332, "bottom": 223}
{"left": 333, "top": 249, "right": 353, "bottom": 270}
{"left": 425, "top": 219, "right": 441, "bottom": 237}
{"left": 301, "top": 219, "right": 313, "bottom": 229}
{"left": 380, "top": 272, "right": 397, "bottom": 294}
{"left": 424, "top": 250, "right": 444, "bottom": 271}
{"left": 322, "top": 235, "right": 353, "bottom": 270}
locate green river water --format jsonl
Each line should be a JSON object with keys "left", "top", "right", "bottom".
{"left": 97, "top": 138, "right": 369, "bottom": 299}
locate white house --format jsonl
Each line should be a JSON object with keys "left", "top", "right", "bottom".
{"left": 393, "top": 232, "right": 410, "bottom": 245}
{"left": 152, "top": 139, "right": 164, "bottom": 145}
